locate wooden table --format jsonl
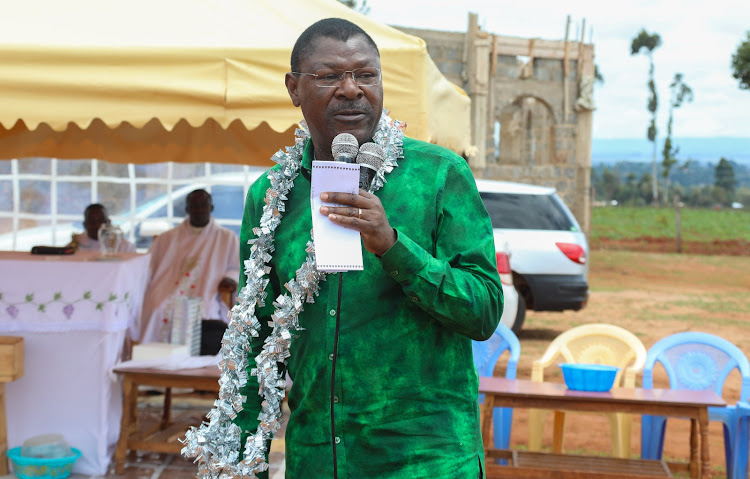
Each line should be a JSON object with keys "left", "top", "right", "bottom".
{"left": 479, "top": 377, "right": 726, "bottom": 479}
{"left": 112, "top": 365, "right": 220, "bottom": 474}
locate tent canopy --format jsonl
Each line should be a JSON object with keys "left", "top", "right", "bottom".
{"left": 0, "top": 0, "right": 472, "bottom": 166}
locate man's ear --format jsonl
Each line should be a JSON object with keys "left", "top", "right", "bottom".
{"left": 285, "top": 72, "right": 301, "bottom": 107}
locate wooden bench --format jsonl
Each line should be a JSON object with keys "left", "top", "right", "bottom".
{"left": 485, "top": 449, "right": 672, "bottom": 478}
{"left": 479, "top": 376, "right": 725, "bottom": 479}
{"left": 112, "top": 365, "right": 220, "bottom": 474}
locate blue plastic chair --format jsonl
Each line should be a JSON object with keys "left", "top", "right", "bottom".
{"left": 640, "top": 332, "right": 750, "bottom": 479}
{"left": 472, "top": 323, "right": 521, "bottom": 452}
{"left": 734, "top": 401, "right": 750, "bottom": 479}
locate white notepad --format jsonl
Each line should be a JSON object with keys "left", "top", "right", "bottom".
{"left": 310, "top": 161, "right": 363, "bottom": 272}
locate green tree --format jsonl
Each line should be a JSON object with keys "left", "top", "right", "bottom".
{"left": 637, "top": 173, "right": 653, "bottom": 205}
{"left": 630, "top": 29, "right": 663, "bottom": 205}
{"left": 615, "top": 172, "right": 647, "bottom": 206}
{"left": 601, "top": 168, "right": 621, "bottom": 201}
{"left": 338, "top": 0, "right": 370, "bottom": 14}
{"left": 731, "top": 31, "right": 750, "bottom": 90}
{"left": 715, "top": 158, "right": 737, "bottom": 203}
{"left": 736, "top": 186, "right": 750, "bottom": 207}
{"left": 661, "top": 73, "right": 694, "bottom": 204}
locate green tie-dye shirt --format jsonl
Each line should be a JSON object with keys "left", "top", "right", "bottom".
{"left": 236, "top": 136, "right": 503, "bottom": 478}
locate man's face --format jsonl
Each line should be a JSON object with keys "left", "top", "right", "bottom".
{"left": 84, "top": 207, "right": 109, "bottom": 240}
{"left": 286, "top": 34, "right": 383, "bottom": 160}
{"left": 186, "top": 191, "right": 213, "bottom": 227}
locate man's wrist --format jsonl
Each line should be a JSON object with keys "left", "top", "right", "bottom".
{"left": 375, "top": 228, "right": 398, "bottom": 258}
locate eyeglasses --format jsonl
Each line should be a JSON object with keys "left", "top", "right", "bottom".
{"left": 292, "top": 67, "right": 382, "bottom": 88}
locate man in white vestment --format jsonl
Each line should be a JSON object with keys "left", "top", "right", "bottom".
{"left": 139, "top": 189, "right": 240, "bottom": 343}
{"left": 72, "top": 203, "right": 136, "bottom": 253}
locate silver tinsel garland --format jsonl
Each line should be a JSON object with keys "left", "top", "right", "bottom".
{"left": 181, "top": 109, "right": 404, "bottom": 478}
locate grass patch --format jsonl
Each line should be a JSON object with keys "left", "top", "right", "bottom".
{"left": 591, "top": 206, "right": 750, "bottom": 242}
{"left": 672, "top": 293, "right": 750, "bottom": 315}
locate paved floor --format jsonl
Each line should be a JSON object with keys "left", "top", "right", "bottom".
{"left": 5, "top": 393, "right": 287, "bottom": 479}
{"left": 81, "top": 448, "right": 286, "bottom": 479}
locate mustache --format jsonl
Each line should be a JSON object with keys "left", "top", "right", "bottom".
{"left": 328, "top": 101, "right": 374, "bottom": 114}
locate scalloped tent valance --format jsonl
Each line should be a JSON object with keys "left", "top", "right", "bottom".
{"left": 0, "top": 0, "right": 472, "bottom": 165}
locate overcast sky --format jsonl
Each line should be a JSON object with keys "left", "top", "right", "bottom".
{"left": 368, "top": 0, "right": 750, "bottom": 140}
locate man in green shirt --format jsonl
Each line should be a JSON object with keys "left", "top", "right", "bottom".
{"left": 233, "top": 18, "right": 503, "bottom": 478}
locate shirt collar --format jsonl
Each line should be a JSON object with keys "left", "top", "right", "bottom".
{"left": 301, "top": 139, "right": 315, "bottom": 171}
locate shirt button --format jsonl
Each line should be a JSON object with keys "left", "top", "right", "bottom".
{"left": 333, "top": 396, "right": 339, "bottom": 403}
{"left": 411, "top": 296, "right": 419, "bottom": 303}
{"left": 390, "top": 270, "right": 399, "bottom": 276}
{"left": 328, "top": 353, "right": 334, "bottom": 361}
{"left": 334, "top": 437, "right": 341, "bottom": 444}
{"left": 329, "top": 309, "right": 336, "bottom": 317}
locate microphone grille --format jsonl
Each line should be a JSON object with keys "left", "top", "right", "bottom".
{"left": 331, "top": 133, "right": 359, "bottom": 161}
{"left": 356, "top": 142, "right": 385, "bottom": 169}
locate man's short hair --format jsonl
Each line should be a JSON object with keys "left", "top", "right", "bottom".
{"left": 291, "top": 18, "right": 380, "bottom": 73}
{"left": 84, "top": 203, "right": 106, "bottom": 218}
{"left": 186, "top": 189, "right": 211, "bottom": 204}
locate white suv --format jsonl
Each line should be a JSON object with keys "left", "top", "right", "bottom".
{"left": 493, "top": 231, "right": 521, "bottom": 332}
{"left": 476, "top": 179, "right": 589, "bottom": 332}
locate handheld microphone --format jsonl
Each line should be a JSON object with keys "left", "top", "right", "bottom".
{"left": 331, "top": 133, "right": 359, "bottom": 163}
{"left": 356, "top": 143, "right": 385, "bottom": 192}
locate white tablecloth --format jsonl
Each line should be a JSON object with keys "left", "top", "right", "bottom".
{"left": 0, "top": 250, "right": 150, "bottom": 475}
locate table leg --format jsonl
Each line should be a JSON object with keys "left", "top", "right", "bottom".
{"left": 689, "top": 417, "right": 699, "bottom": 478}
{"left": 552, "top": 410, "right": 566, "bottom": 454}
{"left": 0, "top": 384, "right": 8, "bottom": 476}
{"left": 115, "top": 375, "right": 136, "bottom": 475}
{"left": 698, "top": 408, "right": 711, "bottom": 479}
{"left": 481, "top": 395, "right": 495, "bottom": 450}
{"left": 161, "top": 387, "right": 172, "bottom": 428}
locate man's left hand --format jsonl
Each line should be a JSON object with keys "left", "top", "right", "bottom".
{"left": 320, "top": 190, "right": 396, "bottom": 257}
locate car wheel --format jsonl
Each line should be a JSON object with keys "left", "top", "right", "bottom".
{"left": 511, "top": 293, "right": 526, "bottom": 334}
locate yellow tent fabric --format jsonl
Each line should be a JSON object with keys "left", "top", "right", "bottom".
{"left": 0, "top": 0, "right": 472, "bottom": 166}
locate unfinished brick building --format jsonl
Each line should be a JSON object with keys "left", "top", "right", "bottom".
{"left": 396, "top": 14, "right": 595, "bottom": 232}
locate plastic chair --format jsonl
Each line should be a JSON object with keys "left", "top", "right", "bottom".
{"left": 473, "top": 323, "right": 521, "bottom": 452}
{"left": 527, "top": 323, "right": 647, "bottom": 458}
{"left": 733, "top": 401, "right": 750, "bottom": 479}
{"left": 640, "top": 332, "right": 750, "bottom": 479}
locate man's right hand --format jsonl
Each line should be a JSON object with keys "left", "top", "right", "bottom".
{"left": 319, "top": 190, "right": 397, "bottom": 257}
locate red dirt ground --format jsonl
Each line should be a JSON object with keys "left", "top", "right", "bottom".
{"left": 591, "top": 236, "right": 750, "bottom": 256}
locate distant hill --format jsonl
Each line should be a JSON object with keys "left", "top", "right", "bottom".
{"left": 592, "top": 137, "right": 750, "bottom": 166}
{"left": 592, "top": 159, "right": 750, "bottom": 188}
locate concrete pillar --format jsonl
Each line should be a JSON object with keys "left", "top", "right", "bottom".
{"left": 575, "top": 111, "right": 593, "bottom": 235}
{"left": 465, "top": 13, "right": 491, "bottom": 172}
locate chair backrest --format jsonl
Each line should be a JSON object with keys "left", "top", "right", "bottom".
{"left": 473, "top": 323, "right": 521, "bottom": 380}
{"left": 643, "top": 331, "right": 750, "bottom": 403}
{"left": 532, "top": 323, "right": 647, "bottom": 387}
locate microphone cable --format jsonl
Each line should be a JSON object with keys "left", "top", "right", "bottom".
{"left": 330, "top": 272, "right": 343, "bottom": 479}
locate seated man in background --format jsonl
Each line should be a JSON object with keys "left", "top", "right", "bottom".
{"left": 72, "top": 203, "right": 136, "bottom": 253}
{"left": 139, "top": 189, "right": 240, "bottom": 344}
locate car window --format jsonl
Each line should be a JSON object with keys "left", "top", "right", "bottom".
{"left": 209, "top": 185, "right": 245, "bottom": 222}
{"left": 480, "top": 192, "right": 576, "bottom": 231}
{"left": 134, "top": 185, "right": 246, "bottom": 250}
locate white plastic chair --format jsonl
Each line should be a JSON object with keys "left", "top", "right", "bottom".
{"left": 527, "top": 323, "right": 647, "bottom": 458}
